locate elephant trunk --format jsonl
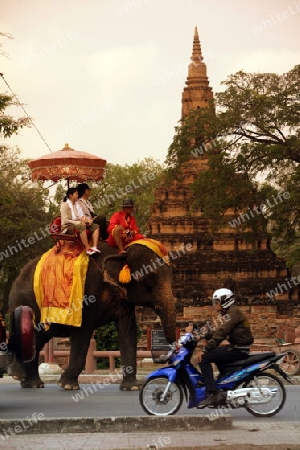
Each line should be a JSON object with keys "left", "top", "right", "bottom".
{"left": 159, "top": 304, "right": 177, "bottom": 344}
{"left": 154, "top": 282, "right": 177, "bottom": 344}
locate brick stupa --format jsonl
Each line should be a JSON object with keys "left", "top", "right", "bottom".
{"left": 148, "top": 27, "right": 300, "bottom": 334}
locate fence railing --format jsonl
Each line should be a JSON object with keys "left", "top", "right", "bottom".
{"left": 40, "top": 338, "right": 152, "bottom": 373}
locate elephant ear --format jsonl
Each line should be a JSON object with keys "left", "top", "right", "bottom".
{"left": 102, "top": 253, "right": 128, "bottom": 289}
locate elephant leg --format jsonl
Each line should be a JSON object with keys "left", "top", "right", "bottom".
{"left": 117, "top": 302, "right": 141, "bottom": 391}
{"left": 20, "top": 331, "right": 50, "bottom": 388}
{"left": 9, "top": 357, "right": 26, "bottom": 382}
{"left": 20, "top": 353, "right": 44, "bottom": 388}
{"left": 7, "top": 332, "right": 26, "bottom": 381}
{"left": 58, "top": 326, "right": 94, "bottom": 390}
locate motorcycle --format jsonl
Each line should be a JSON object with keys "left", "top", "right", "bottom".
{"left": 139, "top": 332, "right": 292, "bottom": 417}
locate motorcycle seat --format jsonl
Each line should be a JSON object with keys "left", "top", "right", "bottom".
{"left": 221, "top": 351, "right": 276, "bottom": 369}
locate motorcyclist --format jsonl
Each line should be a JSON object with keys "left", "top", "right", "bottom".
{"left": 198, "top": 288, "right": 254, "bottom": 407}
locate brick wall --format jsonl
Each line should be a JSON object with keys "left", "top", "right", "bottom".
{"left": 182, "top": 305, "right": 300, "bottom": 339}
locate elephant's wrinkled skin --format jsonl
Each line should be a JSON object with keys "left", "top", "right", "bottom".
{"left": 8, "top": 242, "right": 176, "bottom": 390}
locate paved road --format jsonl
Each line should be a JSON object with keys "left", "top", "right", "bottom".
{"left": 0, "top": 383, "right": 299, "bottom": 422}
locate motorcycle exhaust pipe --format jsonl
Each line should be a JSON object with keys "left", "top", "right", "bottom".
{"left": 226, "top": 387, "right": 277, "bottom": 405}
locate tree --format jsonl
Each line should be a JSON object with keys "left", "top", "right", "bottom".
{"left": 0, "top": 33, "right": 30, "bottom": 137}
{"left": 166, "top": 65, "right": 300, "bottom": 266}
{"left": 94, "top": 321, "right": 142, "bottom": 369}
{"left": 0, "top": 35, "right": 50, "bottom": 308}
{"left": 94, "top": 322, "right": 122, "bottom": 369}
{"left": 215, "top": 65, "right": 300, "bottom": 265}
{"left": 165, "top": 102, "right": 265, "bottom": 234}
{"left": 191, "top": 152, "right": 268, "bottom": 235}
{"left": 216, "top": 65, "right": 300, "bottom": 175}
{"left": 0, "top": 93, "right": 30, "bottom": 138}
{"left": 0, "top": 147, "right": 54, "bottom": 309}
{"left": 88, "top": 158, "right": 165, "bottom": 234}
{"left": 165, "top": 102, "right": 218, "bottom": 175}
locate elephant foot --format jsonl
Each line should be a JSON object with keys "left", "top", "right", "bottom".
{"left": 119, "top": 378, "right": 143, "bottom": 391}
{"left": 21, "top": 378, "right": 45, "bottom": 388}
{"left": 58, "top": 377, "right": 79, "bottom": 390}
{"left": 11, "top": 373, "right": 26, "bottom": 382}
{"left": 8, "top": 361, "right": 26, "bottom": 382}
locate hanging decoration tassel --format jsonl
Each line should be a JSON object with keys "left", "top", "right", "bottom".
{"left": 119, "top": 264, "right": 131, "bottom": 283}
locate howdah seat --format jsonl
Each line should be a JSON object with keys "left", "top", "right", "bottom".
{"left": 49, "top": 216, "right": 91, "bottom": 251}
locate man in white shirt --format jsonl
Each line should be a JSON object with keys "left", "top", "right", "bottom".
{"left": 77, "top": 183, "right": 108, "bottom": 241}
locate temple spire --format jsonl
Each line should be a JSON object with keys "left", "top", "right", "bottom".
{"left": 191, "top": 26, "right": 203, "bottom": 64}
{"left": 181, "top": 26, "right": 213, "bottom": 118}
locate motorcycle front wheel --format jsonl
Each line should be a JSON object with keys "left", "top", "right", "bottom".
{"left": 139, "top": 376, "right": 183, "bottom": 416}
{"left": 243, "top": 372, "right": 286, "bottom": 417}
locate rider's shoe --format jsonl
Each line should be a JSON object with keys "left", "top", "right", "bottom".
{"left": 198, "top": 390, "right": 224, "bottom": 407}
{"left": 86, "top": 248, "right": 96, "bottom": 256}
{"left": 91, "top": 246, "right": 101, "bottom": 253}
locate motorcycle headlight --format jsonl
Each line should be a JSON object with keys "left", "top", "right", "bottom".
{"left": 178, "top": 332, "right": 193, "bottom": 346}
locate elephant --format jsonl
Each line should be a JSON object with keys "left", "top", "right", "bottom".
{"left": 8, "top": 241, "right": 176, "bottom": 390}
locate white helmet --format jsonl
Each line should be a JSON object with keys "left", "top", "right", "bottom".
{"left": 212, "top": 288, "right": 235, "bottom": 310}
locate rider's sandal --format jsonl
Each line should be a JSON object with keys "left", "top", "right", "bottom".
{"left": 91, "top": 247, "right": 101, "bottom": 253}
{"left": 86, "top": 248, "right": 96, "bottom": 256}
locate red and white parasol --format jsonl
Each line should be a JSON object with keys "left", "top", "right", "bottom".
{"left": 28, "top": 143, "right": 106, "bottom": 186}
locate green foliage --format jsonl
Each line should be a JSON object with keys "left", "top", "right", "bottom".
{"left": 191, "top": 152, "right": 267, "bottom": 235}
{"left": 0, "top": 147, "right": 53, "bottom": 309}
{"left": 94, "top": 321, "right": 142, "bottom": 369}
{"left": 216, "top": 65, "right": 300, "bottom": 179}
{"left": 94, "top": 322, "right": 120, "bottom": 369}
{"left": 0, "top": 94, "right": 30, "bottom": 138}
{"left": 87, "top": 158, "right": 165, "bottom": 234}
{"left": 0, "top": 35, "right": 49, "bottom": 307}
{"left": 0, "top": 33, "right": 30, "bottom": 138}
{"left": 215, "top": 65, "right": 300, "bottom": 261}
{"left": 47, "top": 182, "right": 67, "bottom": 217}
{"left": 166, "top": 102, "right": 218, "bottom": 177}
{"left": 265, "top": 167, "right": 300, "bottom": 270}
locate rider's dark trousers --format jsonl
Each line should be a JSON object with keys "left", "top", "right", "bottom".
{"left": 93, "top": 215, "right": 109, "bottom": 241}
{"left": 199, "top": 345, "right": 247, "bottom": 393}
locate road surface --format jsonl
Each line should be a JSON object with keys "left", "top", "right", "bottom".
{"left": 0, "top": 383, "right": 299, "bottom": 422}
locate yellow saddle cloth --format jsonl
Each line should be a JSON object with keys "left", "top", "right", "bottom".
{"left": 126, "top": 238, "right": 170, "bottom": 264}
{"left": 33, "top": 244, "right": 89, "bottom": 327}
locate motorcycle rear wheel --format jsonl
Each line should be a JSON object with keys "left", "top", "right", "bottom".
{"left": 139, "top": 376, "right": 183, "bottom": 416}
{"left": 243, "top": 372, "right": 286, "bottom": 417}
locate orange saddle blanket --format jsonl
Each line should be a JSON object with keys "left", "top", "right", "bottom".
{"left": 33, "top": 243, "right": 89, "bottom": 327}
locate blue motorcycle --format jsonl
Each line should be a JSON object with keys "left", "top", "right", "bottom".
{"left": 139, "top": 332, "right": 292, "bottom": 417}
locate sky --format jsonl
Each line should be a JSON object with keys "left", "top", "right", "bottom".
{"left": 0, "top": 0, "right": 299, "bottom": 166}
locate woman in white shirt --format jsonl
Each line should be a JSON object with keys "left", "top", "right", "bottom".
{"left": 77, "top": 183, "right": 108, "bottom": 241}
{"left": 60, "top": 188, "right": 100, "bottom": 256}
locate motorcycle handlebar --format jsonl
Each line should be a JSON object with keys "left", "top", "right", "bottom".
{"left": 178, "top": 332, "right": 199, "bottom": 346}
